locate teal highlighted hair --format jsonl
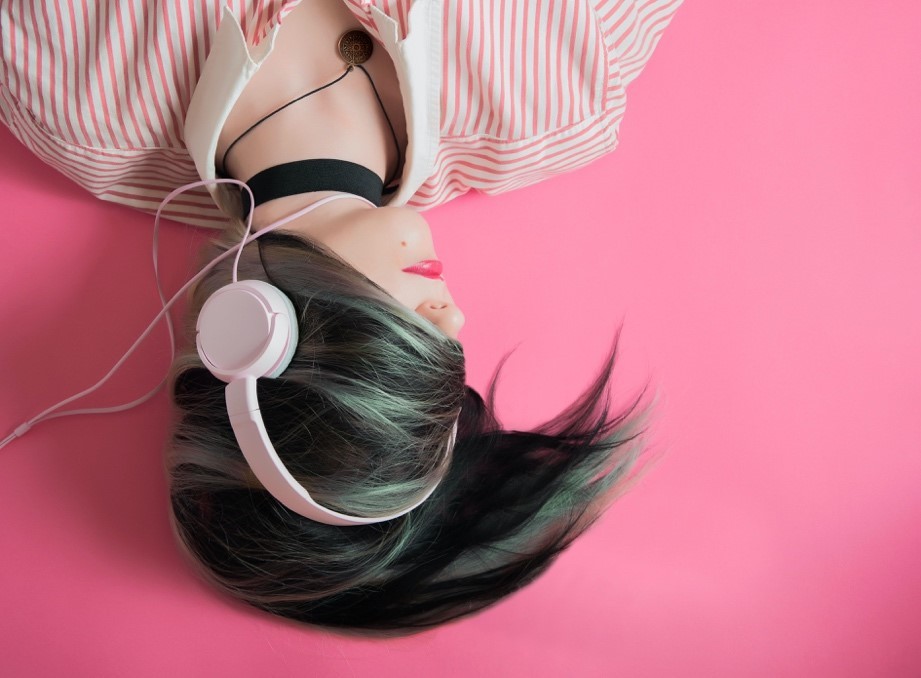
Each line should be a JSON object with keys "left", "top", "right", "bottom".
{"left": 167, "top": 230, "right": 648, "bottom": 634}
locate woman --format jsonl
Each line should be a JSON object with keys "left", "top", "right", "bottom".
{"left": 1, "top": 0, "right": 681, "bottom": 632}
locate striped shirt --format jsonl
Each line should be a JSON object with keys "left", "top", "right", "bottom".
{"left": 0, "top": 0, "right": 682, "bottom": 228}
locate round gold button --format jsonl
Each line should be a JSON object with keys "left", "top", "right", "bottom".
{"left": 338, "top": 30, "right": 374, "bottom": 66}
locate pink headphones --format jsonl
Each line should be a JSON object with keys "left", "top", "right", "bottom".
{"left": 2, "top": 180, "right": 454, "bottom": 526}
{"left": 197, "top": 277, "right": 454, "bottom": 525}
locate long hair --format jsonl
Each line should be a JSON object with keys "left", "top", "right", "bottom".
{"left": 167, "top": 227, "right": 648, "bottom": 634}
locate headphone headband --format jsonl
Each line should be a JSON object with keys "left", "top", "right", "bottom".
{"left": 225, "top": 378, "right": 455, "bottom": 526}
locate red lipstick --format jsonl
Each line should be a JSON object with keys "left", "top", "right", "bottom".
{"left": 402, "top": 259, "right": 444, "bottom": 279}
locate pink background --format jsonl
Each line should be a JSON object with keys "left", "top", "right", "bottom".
{"left": 2, "top": 2, "right": 919, "bottom": 676}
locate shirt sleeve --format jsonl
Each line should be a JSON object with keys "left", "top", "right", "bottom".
{"left": 340, "top": 0, "right": 417, "bottom": 41}
{"left": 406, "top": 0, "right": 683, "bottom": 210}
{"left": 0, "top": 0, "right": 310, "bottom": 227}
{"left": 594, "top": 0, "right": 683, "bottom": 88}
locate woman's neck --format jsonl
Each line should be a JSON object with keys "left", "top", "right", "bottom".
{"left": 251, "top": 190, "right": 373, "bottom": 236}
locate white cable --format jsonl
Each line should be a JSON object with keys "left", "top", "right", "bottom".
{"left": 0, "top": 180, "right": 368, "bottom": 450}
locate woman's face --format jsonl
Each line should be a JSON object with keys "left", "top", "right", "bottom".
{"left": 311, "top": 206, "right": 466, "bottom": 339}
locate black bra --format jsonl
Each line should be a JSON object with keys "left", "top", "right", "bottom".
{"left": 219, "top": 61, "right": 403, "bottom": 215}
{"left": 238, "top": 158, "right": 398, "bottom": 214}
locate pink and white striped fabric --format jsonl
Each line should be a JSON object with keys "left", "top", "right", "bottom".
{"left": 0, "top": 0, "right": 681, "bottom": 227}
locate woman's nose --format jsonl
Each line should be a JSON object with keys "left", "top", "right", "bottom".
{"left": 416, "top": 300, "right": 466, "bottom": 339}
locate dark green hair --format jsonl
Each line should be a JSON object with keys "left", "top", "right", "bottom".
{"left": 167, "top": 230, "right": 647, "bottom": 634}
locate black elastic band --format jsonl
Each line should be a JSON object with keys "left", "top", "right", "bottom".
{"left": 241, "top": 158, "right": 385, "bottom": 213}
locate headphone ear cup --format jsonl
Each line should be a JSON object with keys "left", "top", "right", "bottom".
{"left": 196, "top": 280, "right": 299, "bottom": 382}
{"left": 268, "top": 287, "right": 298, "bottom": 378}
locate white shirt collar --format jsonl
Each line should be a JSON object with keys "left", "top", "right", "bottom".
{"left": 183, "top": 2, "right": 441, "bottom": 212}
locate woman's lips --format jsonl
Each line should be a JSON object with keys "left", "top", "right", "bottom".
{"left": 402, "top": 259, "right": 444, "bottom": 279}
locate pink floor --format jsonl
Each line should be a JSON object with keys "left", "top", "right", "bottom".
{"left": 2, "top": 2, "right": 920, "bottom": 676}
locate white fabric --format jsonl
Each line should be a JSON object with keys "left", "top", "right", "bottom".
{"left": 183, "top": 3, "right": 441, "bottom": 210}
